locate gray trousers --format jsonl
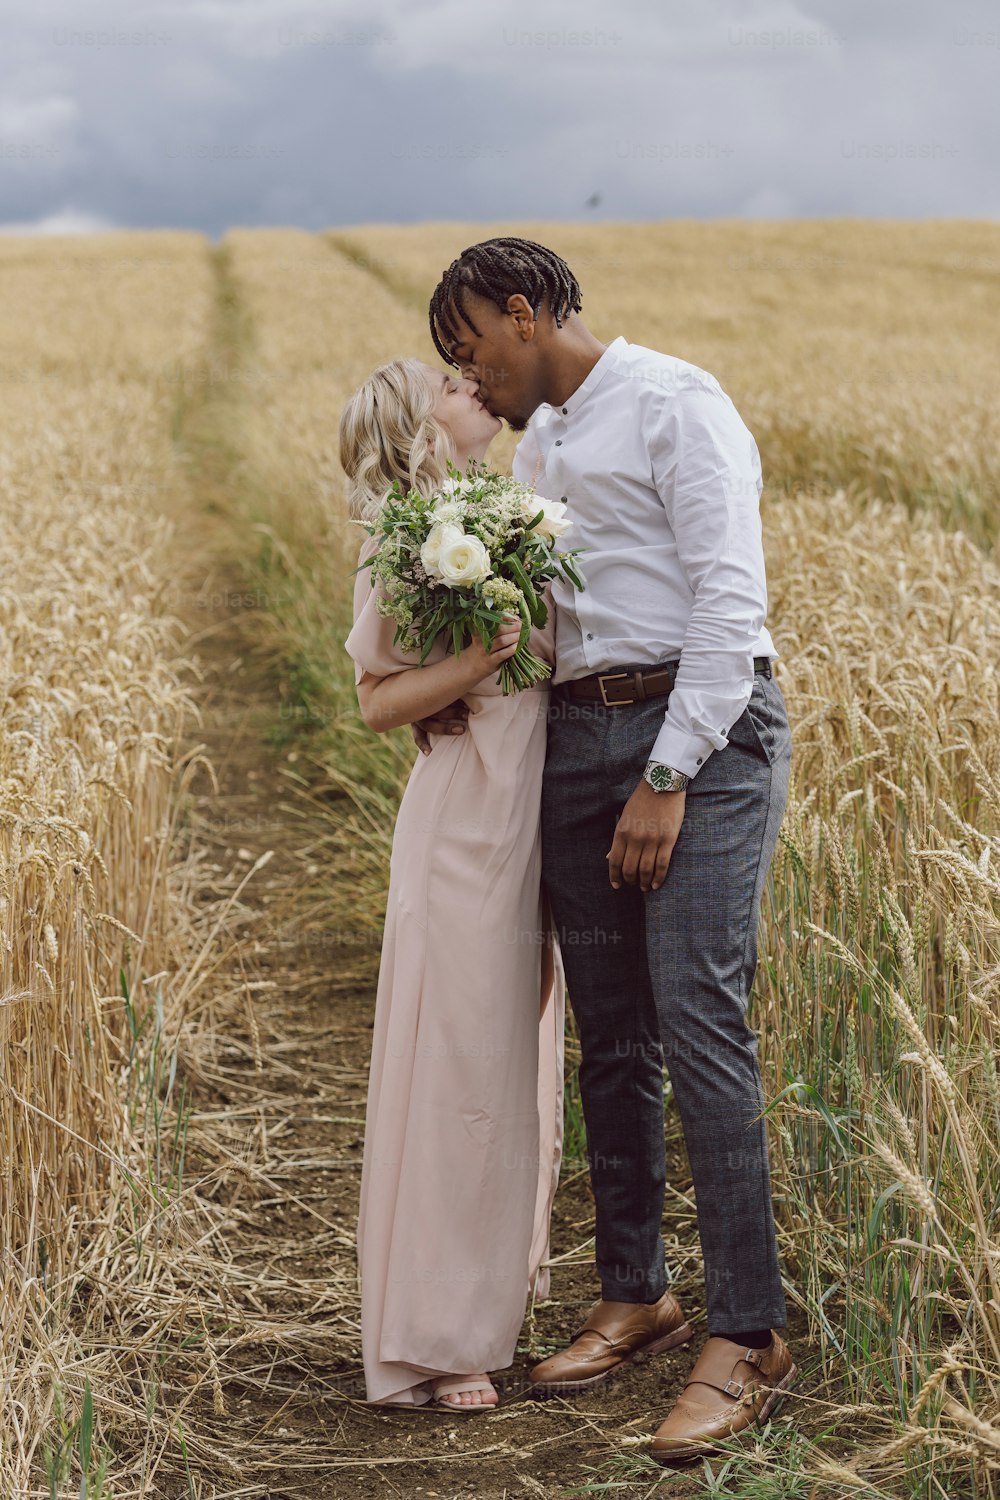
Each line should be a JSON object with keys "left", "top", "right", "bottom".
{"left": 540, "top": 662, "right": 791, "bottom": 1333}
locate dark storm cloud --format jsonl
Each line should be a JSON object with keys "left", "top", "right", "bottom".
{"left": 0, "top": 0, "right": 997, "bottom": 234}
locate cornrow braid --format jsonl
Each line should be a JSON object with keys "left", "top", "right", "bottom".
{"left": 429, "top": 237, "right": 583, "bottom": 366}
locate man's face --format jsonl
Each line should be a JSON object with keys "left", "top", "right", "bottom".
{"left": 440, "top": 291, "right": 545, "bottom": 433}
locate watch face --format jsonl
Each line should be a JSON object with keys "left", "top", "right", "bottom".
{"left": 646, "top": 763, "right": 687, "bottom": 791}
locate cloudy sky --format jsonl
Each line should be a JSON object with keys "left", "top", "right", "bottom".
{"left": 1, "top": 0, "right": 997, "bottom": 235}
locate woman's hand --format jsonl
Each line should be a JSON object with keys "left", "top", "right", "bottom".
{"left": 409, "top": 614, "right": 523, "bottom": 754}
{"left": 459, "top": 611, "right": 523, "bottom": 684}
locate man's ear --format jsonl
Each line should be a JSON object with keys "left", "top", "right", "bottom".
{"left": 506, "top": 292, "right": 537, "bottom": 340}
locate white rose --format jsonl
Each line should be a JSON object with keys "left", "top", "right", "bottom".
{"left": 431, "top": 498, "right": 466, "bottom": 524}
{"left": 522, "top": 494, "right": 572, "bottom": 539}
{"left": 420, "top": 520, "right": 464, "bottom": 577}
{"left": 437, "top": 530, "right": 493, "bottom": 586}
{"left": 519, "top": 492, "right": 543, "bottom": 525}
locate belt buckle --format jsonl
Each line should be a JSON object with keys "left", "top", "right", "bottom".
{"left": 598, "top": 671, "right": 632, "bottom": 706}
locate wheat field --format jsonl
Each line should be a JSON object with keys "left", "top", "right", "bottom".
{"left": 2, "top": 221, "right": 999, "bottom": 1497}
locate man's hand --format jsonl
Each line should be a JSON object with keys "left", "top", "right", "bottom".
{"left": 411, "top": 698, "right": 470, "bottom": 755}
{"left": 606, "top": 781, "right": 686, "bottom": 892}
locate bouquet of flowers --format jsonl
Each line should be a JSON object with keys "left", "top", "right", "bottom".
{"left": 355, "top": 459, "right": 587, "bottom": 694}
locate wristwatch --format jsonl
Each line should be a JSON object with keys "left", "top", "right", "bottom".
{"left": 643, "top": 760, "right": 691, "bottom": 793}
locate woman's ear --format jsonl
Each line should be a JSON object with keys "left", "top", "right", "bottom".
{"left": 426, "top": 434, "right": 436, "bottom": 455}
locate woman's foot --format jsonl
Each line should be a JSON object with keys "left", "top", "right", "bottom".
{"left": 431, "top": 1373, "right": 498, "bottom": 1408}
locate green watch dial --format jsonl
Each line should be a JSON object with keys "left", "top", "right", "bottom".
{"left": 644, "top": 761, "right": 688, "bottom": 792}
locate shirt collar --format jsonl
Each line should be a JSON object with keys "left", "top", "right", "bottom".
{"left": 543, "top": 334, "right": 628, "bottom": 419}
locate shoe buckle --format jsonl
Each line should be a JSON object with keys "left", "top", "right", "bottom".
{"left": 723, "top": 1378, "right": 744, "bottom": 1398}
{"left": 598, "top": 671, "right": 632, "bottom": 706}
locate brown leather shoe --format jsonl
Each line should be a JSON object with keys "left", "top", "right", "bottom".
{"left": 528, "top": 1290, "right": 693, "bottom": 1398}
{"left": 650, "top": 1332, "right": 798, "bottom": 1462}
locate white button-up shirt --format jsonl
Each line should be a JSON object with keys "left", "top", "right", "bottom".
{"left": 511, "top": 335, "right": 777, "bottom": 779}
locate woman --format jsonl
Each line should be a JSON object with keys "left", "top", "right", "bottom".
{"left": 340, "top": 357, "right": 566, "bottom": 1411}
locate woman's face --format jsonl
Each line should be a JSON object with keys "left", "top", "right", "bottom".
{"left": 422, "top": 362, "right": 502, "bottom": 458}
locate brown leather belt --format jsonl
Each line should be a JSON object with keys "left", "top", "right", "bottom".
{"left": 553, "top": 656, "right": 772, "bottom": 706}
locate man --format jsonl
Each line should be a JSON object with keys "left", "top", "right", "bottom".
{"left": 411, "top": 236, "right": 798, "bottom": 1462}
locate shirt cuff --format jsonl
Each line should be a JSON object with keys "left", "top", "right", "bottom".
{"left": 648, "top": 720, "right": 724, "bottom": 779}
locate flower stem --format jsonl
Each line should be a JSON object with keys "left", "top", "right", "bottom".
{"left": 497, "top": 644, "right": 552, "bottom": 695}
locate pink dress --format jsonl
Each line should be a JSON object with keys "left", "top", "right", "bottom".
{"left": 344, "top": 531, "right": 566, "bottom": 1406}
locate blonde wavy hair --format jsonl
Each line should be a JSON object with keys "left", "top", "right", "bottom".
{"left": 339, "top": 357, "right": 455, "bottom": 527}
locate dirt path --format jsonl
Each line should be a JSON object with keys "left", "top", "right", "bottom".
{"left": 157, "top": 246, "right": 813, "bottom": 1499}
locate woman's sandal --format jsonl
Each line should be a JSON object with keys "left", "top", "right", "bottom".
{"left": 430, "top": 1374, "right": 499, "bottom": 1412}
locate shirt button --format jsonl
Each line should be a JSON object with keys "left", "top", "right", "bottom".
{"left": 696, "top": 757, "right": 703, "bottom": 764}
{"left": 561, "top": 407, "right": 568, "bottom": 414}
{"left": 586, "top": 632, "right": 593, "bottom": 639}
{"left": 560, "top": 495, "right": 567, "bottom": 502}
{"left": 554, "top": 440, "right": 562, "bottom": 446}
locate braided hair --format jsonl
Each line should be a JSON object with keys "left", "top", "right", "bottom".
{"left": 429, "top": 237, "right": 582, "bottom": 366}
